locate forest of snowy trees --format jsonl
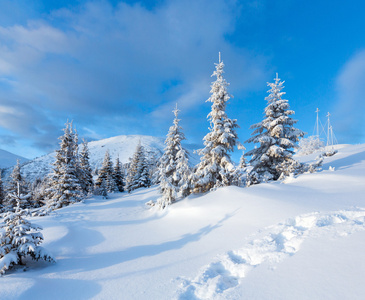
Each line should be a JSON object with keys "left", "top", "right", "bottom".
{"left": 0, "top": 54, "right": 327, "bottom": 213}
{"left": 0, "top": 54, "right": 326, "bottom": 274}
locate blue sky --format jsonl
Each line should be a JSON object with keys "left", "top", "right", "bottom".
{"left": 0, "top": 0, "right": 364, "bottom": 160}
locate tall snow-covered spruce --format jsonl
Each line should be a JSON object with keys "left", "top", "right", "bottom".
{"left": 157, "top": 104, "right": 191, "bottom": 209}
{"left": 45, "top": 121, "right": 83, "bottom": 210}
{"left": 245, "top": 73, "right": 304, "bottom": 183}
{"left": 193, "top": 53, "right": 239, "bottom": 193}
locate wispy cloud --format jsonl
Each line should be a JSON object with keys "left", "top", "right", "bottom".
{"left": 334, "top": 50, "right": 365, "bottom": 142}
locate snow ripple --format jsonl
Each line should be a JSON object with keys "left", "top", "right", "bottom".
{"left": 177, "top": 209, "right": 365, "bottom": 300}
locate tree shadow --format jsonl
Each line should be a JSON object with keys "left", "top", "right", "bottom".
{"left": 17, "top": 277, "right": 102, "bottom": 300}
{"left": 45, "top": 225, "right": 105, "bottom": 255}
{"left": 51, "top": 211, "right": 237, "bottom": 274}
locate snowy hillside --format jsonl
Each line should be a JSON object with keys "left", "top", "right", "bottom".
{"left": 4, "top": 135, "right": 200, "bottom": 182}
{"left": 1, "top": 144, "right": 365, "bottom": 299}
{"left": 0, "top": 149, "right": 28, "bottom": 169}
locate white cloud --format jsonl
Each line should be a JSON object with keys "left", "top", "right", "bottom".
{"left": 0, "top": 0, "right": 269, "bottom": 156}
{"left": 335, "top": 50, "right": 365, "bottom": 142}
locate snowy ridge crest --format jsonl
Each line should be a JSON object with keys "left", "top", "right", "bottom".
{"left": 0, "top": 149, "right": 28, "bottom": 169}
{"left": 177, "top": 209, "right": 365, "bottom": 300}
{"left": 3, "top": 135, "right": 199, "bottom": 182}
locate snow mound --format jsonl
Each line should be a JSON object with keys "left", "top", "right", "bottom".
{"left": 177, "top": 209, "right": 365, "bottom": 300}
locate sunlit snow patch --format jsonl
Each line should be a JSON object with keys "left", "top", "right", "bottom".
{"left": 177, "top": 209, "right": 365, "bottom": 300}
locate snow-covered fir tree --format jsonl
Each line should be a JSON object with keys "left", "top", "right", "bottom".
{"left": 73, "top": 127, "right": 81, "bottom": 183}
{"left": 238, "top": 150, "right": 247, "bottom": 170}
{"left": 136, "top": 154, "right": 151, "bottom": 190}
{"left": 157, "top": 105, "right": 191, "bottom": 208}
{"left": 95, "top": 150, "right": 116, "bottom": 193}
{"left": 99, "top": 178, "right": 108, "bottom": 199}
{"left": 30, "top": 178, "right": 47, "bottom": 208}
{"left": 149, "top": 152, "right": 161, "bottom": 185}
{"left": 176, "top": 146, "right": 192, "bottom": 198}
{"left": 0, "top": 188, "right": 55, "bottom": 275}
{"left": 79, "top": 139, "right": 94, "bottom": 194}
{"left": 113, "top": 157, "right": 125, "bottom": 193}
{"left": 235, "top": 144, "right": 247, "bottom": 187}
{"left": 245, "top": 73, "right": 305, "bottom": 183}
{"left": 93, "top": 166, "right": 99, "bottom": 177}
{"left": 5, "top": 160, "right": 30, "bottom": 211}
{"left": 45, "top": 121, "right": 83, "bottom": 210}
{"left": 126, "top": 142, "right": 151, "bottom": 193}
{"left": 0, "top": 173, "right": 5, "bottom": 213}
{"left": 193, "top": 53, "right": 239, "bottom": 193}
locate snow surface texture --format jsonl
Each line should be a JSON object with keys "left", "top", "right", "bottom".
{"left": 0, "top": 149, "right": 28, "bottom": 169}
{"left": 177, "top": 209, "right": 365, "bottom": 300}
{"left": 0, "top": 144, "right": 364, "bottom": 299}
{"left": 3, "top": 135, "right": 200, "bottom": 182}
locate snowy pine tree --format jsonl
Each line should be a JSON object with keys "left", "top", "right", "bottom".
{"left": 113, "top": 157, "right": 125, "bottom": 193}
{"left": 157, "top": 105, "right": 190, "bottom": 208}
{"left": 193, "top": 53, "right": 239, "bottom": 193}
{"left": 0, "top": 188, "right": 55, "bottom": 275}
{"left": 99, "top": 178, "right": 108, "bottom": 199}
{"left": 126, "top": 142, "right": 151, "bottom": 193}
{"left": 176, "top": 146, "right": 192, "bottom": 198}
{"left": 245, "top": 73, "right": 305, "bottom": 182}
{"left": 29, "top": 178, "right": 47, "bottom": 209}
{"left": 79, "top": 139, "right": 94, "bottom": 194}
{"left": 5, "top": 160, "right": 30, "bottom": 211}
{"left": 95, "top": 150, "right": 116, "bottom": 193}
{"left": 148, "top": 152, "right": 161, "bottom": 185}
{"left": 136, "top": 154, "right": 151, "bottom": 190}
{"left": 235, "top": 144, "right": 247, "bottom": 187}
{"left": 45, "top": 121, "right": 83, "bottom": 210}
{"left": 0, "top": 173, "right": 5, "bottom": 213}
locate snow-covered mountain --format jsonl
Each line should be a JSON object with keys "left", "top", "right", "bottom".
{"left": 1, "top": 143, "right": 364, "bottom": 299}
{"left": 0, "top": 149, "right": 28, "bottom": 169}
{"left": 6, "top": 135, "right": 200, "bottom": 182}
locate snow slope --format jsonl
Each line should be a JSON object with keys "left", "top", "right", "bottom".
{"left": 4, "top": 135, "right": 200, "bottom": 182}
{"left": 0, "top": 144, "right": 364, "bottom": 299}
{"left": 0, "top": 149, "right": 28, "bottom": 169}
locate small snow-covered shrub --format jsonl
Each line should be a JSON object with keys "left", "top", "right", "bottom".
{"left": 0, "top": 193, "right": 55, "bottom": 275}
{"left": 297, "top": 136, "right": 324, "bottom": 156}
{"left": 145, "top": 200, "right": 155, "bottom": 207}
{"left": 322, "top": 149, "right": 338, "bottom": 157}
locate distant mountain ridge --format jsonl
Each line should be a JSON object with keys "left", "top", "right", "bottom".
{"left": 0, "top": 149, "right": 29, "bottom": 169}
{"left": 3, "top": 135, "right": 200, "bottom": 182}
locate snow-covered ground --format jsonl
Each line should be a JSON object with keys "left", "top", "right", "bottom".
{"left": 1, "top": 144, "right": 364, "bottom": 299}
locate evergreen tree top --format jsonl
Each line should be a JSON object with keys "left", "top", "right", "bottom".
{"left": 173, "top": 103, "right": 180, "bottom": 119}
{"left": 208, "top": 53, "right": 231, "bottom": 106}
{"left": 265, "top": 73, "right": 286, "bottom": 105}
